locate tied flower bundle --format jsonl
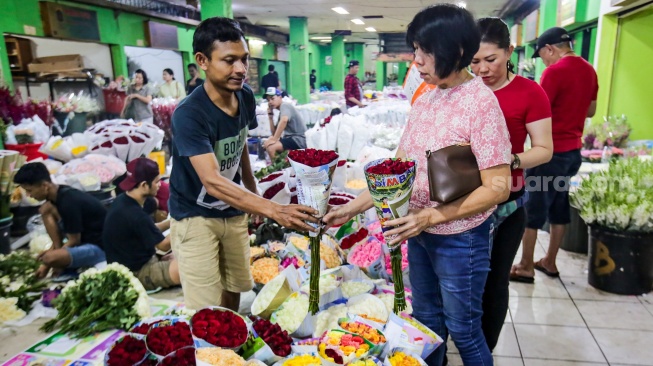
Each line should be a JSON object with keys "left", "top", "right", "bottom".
{"left": 159, "top": 346, "right": 196, "bottom": 366}
{"left": 571, "top": 158, "right": 653, "bottom": 232}
{"left": 339, "top": 320, "right": 386, "bottom": 345}
{"left": 250, "top": 317, "right": 293, "bottom": 356}
{"left": 151, "top": 97, "right": 178, "bottom": 141}
{"left": 287, "top": 148, "right": 339, "bottom": 314}
{"left": 0, "top": 251, "right": 47, "bottom": 313}
{"left": 282, "top": 354, "right": 322, "bottom": 366}
{"left": 147, "top": 321, "right": 194, "bottom": 357}
{"left": 105, "top": 335, "right": 147, "bottom": 366}
{"left": 53, "top": 93, "right": 100, "bottom": 114}
{"left": 388, "top": 351, "right": 425, "bottom": 366}
{"left": 364, "top": 158, "right": 417, "bottom": 313}
{"left": 41, "top": 263, "right": 150, "bottom": 338}
{"left": 191, "top": 308, "right": 248, "bottom": 348}
{"left": 319, "top": 330, "right": 371, "bottom": 364}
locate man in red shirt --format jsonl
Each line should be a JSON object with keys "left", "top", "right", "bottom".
{"left": 512, "top": 27, "right": 598, "bottom": 282}
{"left": 344, "top": 60, "right": 365, "bottom": 108}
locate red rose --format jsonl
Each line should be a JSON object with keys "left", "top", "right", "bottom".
{"left": 191, "top": 309, "right": 248, "bottom": 348}
{"left": 328, "top": 197, "right": 350, "bottom": 206}
{"left": 250, "top": 317, "right": 293, "bottom": 357}
{"left": 288, "top": 149, "right": 338, "bottom": 168}
{"left": 366, "top": 159, "right": 415, "bottom": 175}
{"left": 263, "top": 182, "right": 286, "bottom": 199}
{"left": 340, "top": 228, "right": 369, "bottom": 250}
{"left": 106, "top": 336, "right": 147, "bottom": 366}
{"left": 130, "top": 320, "right": 163, "bottom": 335}
{"left": 259, "top": 172, "right": 284, "bottom": 183}
{"left": 146, "top": 322, "right": 193, "bottom": 356}
{"left": 159, "top": 346, "right": 196, "bottom": 366}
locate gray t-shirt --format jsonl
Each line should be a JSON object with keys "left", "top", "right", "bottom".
{"left": 127, "top": 84, "right": 153, "bottom": 121}
{"left": 279, "top": 103, "right": 307, "bottom": 138}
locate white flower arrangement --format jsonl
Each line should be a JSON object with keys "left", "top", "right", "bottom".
{"left": 571, "top": 158, "right": 653, "bottom": 232}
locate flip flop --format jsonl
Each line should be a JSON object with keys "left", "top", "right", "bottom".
{"left": 509, "top": 273, "right": 535, "bottom": 284}
{"left": 534, "top": 262, "right": 560, "bottom": 278}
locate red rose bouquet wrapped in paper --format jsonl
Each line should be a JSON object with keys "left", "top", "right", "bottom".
{"left": 146, "top": 320, "right": 194, "bottom": 359}
{"left": 191, "top": 307, "right": 249, "bottom": 349}
{"left": 241, "top": 317, "right": 293, "bottom": 363}
{"left": 287, "top": 148, "right": 339, "bottom": 314}
{"left": 364, "top": 158, "right": 416, "bottom": 313}
{"left": 105, "top": 335, "right": 148, "bottom": 366}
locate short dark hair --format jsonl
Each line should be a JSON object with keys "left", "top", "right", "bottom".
{"left": 193, "top": 17, "right": 245, "bottom": 57}
{"left": 477, "top": 17, "right": 511, "bottom": 50}
{"left": 14, "top": 162, "right": 51, "bottom": 186}
{"left": 311, "top": 69, "right": 316, "bottom": 73}
{"left": 163, "top": 68, "right": 175, "bottom": 80}
{"left": 188, "top": 63, "right": 198, "bottom": 70}
{"left": 330, "top": 108, "right": 342, "bottom": 117}
{"left": 268, "top": 65, "right": 275, "bottom": 72}
{"left": 135, "top": 69, "right": 149, "bottom": 85}
{"left": 406, "top": 4, "right": 480, "bottom": 79}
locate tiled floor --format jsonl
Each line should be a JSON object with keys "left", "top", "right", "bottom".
{"left": 447, "top": 231, "right": 653, "bottom": 366}
{"left": 1, "top": 232, "right": 651, "bottom": 365}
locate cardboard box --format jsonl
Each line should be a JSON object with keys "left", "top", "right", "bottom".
{"left": 28, "top": 54, "right": 83, "bottom": 74}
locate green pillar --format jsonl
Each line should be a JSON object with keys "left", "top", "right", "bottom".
{"left": 331, "top": 35, "right": 345, "bottom": 91}
{"left": 397, "top": 62, "right": 408, "bottom": 85}
{"left": 110, "top": 44, "right": 128, "bottom": 79}
{"left": 288, "top": 17, "right": 309, "bottom": 104}
{"left": 352, "top": 43, "right": 365, "bottom": 81}
{"left": 0, "top": 24, "right": 13, "bottom": 90}
{"left": 201, "top": 0, "right": 233, "bottom": 19}
{"left": 376, "top": 61, "right": 387, "bottom": 91}
{"left": 594, "top": 14, "right": 619, "bottom": 123}
{"left": 535, "top": 0, "right": 559, "bottom": 80}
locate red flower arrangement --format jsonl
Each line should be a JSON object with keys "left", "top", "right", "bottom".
{"left": 328, "top": 197, "right": 350, "bottom": 206}
{"left": 288, "top": 149, "right": 339, "bottom": 167}
{"left": 146, "top": 322, "right": 194, "bottom": 357}
{"left": 130, "top": 320, "right": 163, "bottom": 335}
{"left": 290, "top": 195, "right": 298, "bottom": 204}
{"left": 263, "top": 182, "right": 286, "bottom": 199}
{"left": 366, "top": 159, "right": 415, "bottom": 175}
{"left": 251, "top": 317, "right": 293, "bottom": 357}
{"left": 159, "top": 346, "right": 196, "bottom": 366}
{"left": 340, "top": 228, "right": 369, "bottom": 250}
{"left": 320, "top": 116, "right": 333, "bottom": 128}
{"left": 259, "top": 172, "right": 284, "bottom": 183}
{"left": 191, "top": 308, "right": 248, "bottom": 348}
{"left": 106, "top": 336, "right": 148, "bottom": 366}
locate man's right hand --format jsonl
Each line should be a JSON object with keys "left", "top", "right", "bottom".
{"left": 35, "top": 264, "right": 51, "bottom": 279}
{"left": 271, "top": 204, "right": 320, "bottom": 233}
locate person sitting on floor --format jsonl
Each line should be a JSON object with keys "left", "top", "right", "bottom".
{"left": 263, "top": 87, "right": 307, "bottom": 159}
{"left": 14, "top": 162, "right": 107, "bottom": 279}
{"left": 103, "top": 158, "right": 180, "bottom": 291}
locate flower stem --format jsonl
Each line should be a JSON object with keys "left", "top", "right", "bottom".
{"left": 308, "top": 235, "right": 321, "bottom": 315}
{"left": 390, "top": 245, "right": 406, "bottom": 313}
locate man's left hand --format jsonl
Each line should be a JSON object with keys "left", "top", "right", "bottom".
{"left": 383, "top": 208, "right": 433, "bottom": 246}
{"left": 263, "top": 138, "right": 277, "bottom": 149}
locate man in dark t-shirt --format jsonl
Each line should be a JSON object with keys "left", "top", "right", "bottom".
{"left": 104, "top": 158, "right": 180, "bottom": 291}
{"left": 310, "top": 69, "right": 317, "bottom": 92}
{"left": 186, "top": 63, "right": 204, "bottom": 95}
{"left": 169, "top": 17, "right": 319, "bottom": 311}
{"left": 14, "top": 163, "right": 106, "bottom": 279}
{"left": 261, "top": 64, "right": 280, "bottom": 95}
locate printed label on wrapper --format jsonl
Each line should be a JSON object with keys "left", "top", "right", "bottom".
{"left": 363, "top": 159, "right": 417, "bottom": 242}
{"left": 288, "top": 155, "right": 339, "bottom": 237}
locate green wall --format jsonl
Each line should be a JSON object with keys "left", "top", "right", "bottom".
{"left": 606, "top": 7, "right": 653, "bottom": 139}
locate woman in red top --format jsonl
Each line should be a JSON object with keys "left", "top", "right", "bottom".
{"left": 471, "top": 17, "right": 554, "bottom": 352}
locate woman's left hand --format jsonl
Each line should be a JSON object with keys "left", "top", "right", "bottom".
{"left": 383, "top": 208, "right": 432, "bottom": 246}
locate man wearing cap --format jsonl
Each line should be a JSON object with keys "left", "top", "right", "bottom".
{"left": 170, "top": 17, "right": 319, "bottom": 311}
{"left": 263, "top": 87, "right": 307, "bottom": 159}
{"left": 13, "top": 162, "right": 107, "bottom": 279}
{"left": 103, "top": 158, "right": 181, "bottom": 291}
{"left": 512, "top": 27, "right": 598, "bottom": 282}
{"left": 345, "top": 60, "right": 365, "bottom": 108}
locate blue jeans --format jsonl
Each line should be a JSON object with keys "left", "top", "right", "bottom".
{"left": 65, "top": 244, "right": 106, "bottom": 269}
{"left": 408, "top": 218, "right": 494, "bottom": 366}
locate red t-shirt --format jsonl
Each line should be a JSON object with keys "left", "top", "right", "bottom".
{"left": 494, "top": 75, "right": 552, "bottom": 191}
{"left": 540, "top": 56, "right": 599, "bottom": 153}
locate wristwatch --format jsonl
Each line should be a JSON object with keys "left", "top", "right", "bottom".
{"left": 511, "top": 154, "right": 521, "bottom": 170}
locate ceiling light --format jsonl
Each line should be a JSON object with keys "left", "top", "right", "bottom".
{"left": 320, "top": 40, "right": 331, "bottom": 43}
{"left": 332, "top": 7, "right": 349, "bottom": 15}
{"left": 457, "top": 1, "right": 467, "bottom": 8}
{"left": 365, "top": 27, "right": 377, "bottom": 32}
{"left": 248, "top": 39, "right": 267, "bottom": 45}
{"left": 351, "top": 19, "right": 365, "bottom": 25}
{"left": 311, "top": 36, "right": 332, "bottom": 40}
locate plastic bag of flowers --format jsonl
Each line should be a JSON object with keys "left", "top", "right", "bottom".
{"left": 341, "top": 279, "right": 375, "bottom": 299}
{"left": 145, "top": 318, "right": 194, "bottom": 360}
{"left": 190, "top": 306, "right": 249, "bottom": 350}
{"left": 270, "top": 291, "right": 316, "bottom": 338}
{"left": 300, "top": 270, "right": 343, "bottom": 308}
{"left": 346, "top": 294, "right": 389, "bottom": 326}
{"left": 195, "top": 346, "right": 248, "bottom": 366}
{"left": 347, "top": 237, "right": 385, "bottom": 280}
{"left": 273, "top": 353, "right": 323, "bottom": 366}
{"left": 241, "top": 316, "right": 294, "bottom": 364}
{"left": 41, "top": 263, "right": 150, "bottom": 338}
{"left": 384, "top": 348, "right": 427, "bottom": 366}
{"left": 251, "top": 272, "right": 293, "bottom": 319}
{"left": 379, "top": 313, "right": 443, "bottom": 360}
{"left": 318, "top": 329, "right": 373, "bottom": 365}
{"left": 350, "top": 356, "right": 383, "bottom": 366}
{"left": 158, "top": 346, "right": 196, "bottom": 366}
{"left": 338, "top": 318, "right": 387, "bottom": 356}
{"left": 103, "top": 334, "right": 149, "bottom": 366}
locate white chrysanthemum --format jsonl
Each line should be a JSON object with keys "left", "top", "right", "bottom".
{"left": 0, "top": 298, "right": 27, "bottom": 323}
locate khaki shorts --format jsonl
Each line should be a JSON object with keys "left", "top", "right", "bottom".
{"left": 136, "top": 256, "right": 175, "bottom": 290}
{"left": 171, "top": 215, "right": 253, "bottom": 309}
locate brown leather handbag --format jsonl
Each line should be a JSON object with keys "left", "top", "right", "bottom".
{"left": 426, "top": 143, "right": 482, "bottom": 204}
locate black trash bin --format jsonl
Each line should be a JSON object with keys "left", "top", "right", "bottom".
{"left": 588, "top": 225, "right": 653, "bottom": 295}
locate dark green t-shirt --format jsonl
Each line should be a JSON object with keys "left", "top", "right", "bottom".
{"left": 169, "top": 84, "right": 257, "bottom": 220}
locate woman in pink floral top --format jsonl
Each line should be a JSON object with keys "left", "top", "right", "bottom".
{"left": 325, "top": 5, "right": 512, "bottom": 366}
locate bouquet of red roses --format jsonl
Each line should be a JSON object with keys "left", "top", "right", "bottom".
{"left": 146, "top": 320, "right": 194, "bottom": 359}
{"left": 105, "top": 335, "right": 148, "bottom": 366}
{"left": 158, "top": 346, "right": 196, "bottom": 366}
{"left": 364, "top": 158, "right": 417, "bottom": 313}
{"left": 241, "top": 317, "right": 293, "bottom": 363}
{"left": 287, "top": 148, "right": 339, "bottom": 314}
{"left": 191, "top": 307, "right": 249, "bottom": 349}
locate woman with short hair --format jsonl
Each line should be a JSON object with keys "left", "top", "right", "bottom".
{"left": 123, "top": 69, "right": 154, "bottom": 123}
